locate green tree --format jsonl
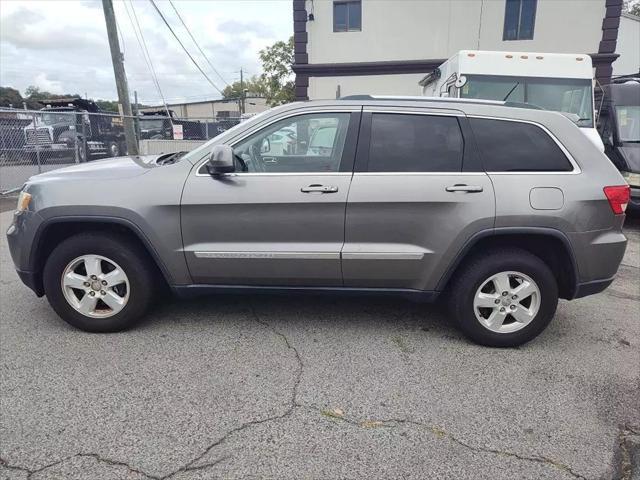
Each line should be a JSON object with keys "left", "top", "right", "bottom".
{"left": 222, "top": 75, "right": 268, "bottom": 100}
{"left": 624, "top": 0, "right": 640, "bottom": 15}
{"left": 258, "top": 36, "right": 295, "bottom": 106}
{"left": 0, "top": 86, "right": 24, "bottom": 108}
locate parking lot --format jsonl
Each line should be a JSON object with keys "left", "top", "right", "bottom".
{"left": 0, "top": 207, "right": 638, "bottom": 480}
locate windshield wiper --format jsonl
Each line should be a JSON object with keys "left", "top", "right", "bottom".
{"left": 503, "top": 82, "right": 520, "bottom": 101}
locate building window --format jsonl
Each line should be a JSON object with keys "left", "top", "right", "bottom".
{"left": 503, "top": 0, "right": 537, "bottom": 40}
{"left": 334, "top": 1, "right": 361, "bottom": 32}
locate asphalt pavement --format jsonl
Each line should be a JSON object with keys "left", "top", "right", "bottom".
{"left": 0, "top": 209, "right": 638, "bottom": 480}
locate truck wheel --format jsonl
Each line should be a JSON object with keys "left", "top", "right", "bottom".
{"left": 447, "top": 248, "right": 558, "bottom": 347}
{"left": 42, "top": 233, "right": 155, "bottom": 332}
{"left": 107, "top": 141, "right": 120, "bottom": 157}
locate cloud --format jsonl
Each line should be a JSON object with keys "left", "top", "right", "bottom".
{"left": 0, "top": 0, "right": 292, "bottom": 104}
{"left": 217, "top": 20, "right": 275, "bottom": 39}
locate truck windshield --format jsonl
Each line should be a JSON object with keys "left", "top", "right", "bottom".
{"left": 615, "top": 106, "right": 640, "bottom": 142}
{"left": 461, "top": 75, "right": 594, "bottom": 127}
{"left": 41, "top": 113, "right": 74, "bottom": 126}
{"left": 140, "top": 119, "right": 165, "bottom": 130}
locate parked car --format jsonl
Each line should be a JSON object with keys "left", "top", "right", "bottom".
{"left": 23, "top": 98, "right": 126, "bottom": 161}
{"left": 6, "top": 97, "right": 629, "bottom": 346}
{"left": 597, "top": 77, "right": 640, "bottom": 212}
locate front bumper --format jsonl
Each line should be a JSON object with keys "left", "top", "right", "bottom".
{"left": 6, "top": 210, "right": 44, "bottom": 296}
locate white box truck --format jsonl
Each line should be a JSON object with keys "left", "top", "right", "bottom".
{"left": 420, "top": 50, "right": 603, "bottom": 151}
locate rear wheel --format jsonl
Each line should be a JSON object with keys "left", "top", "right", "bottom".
{"left": 43, "top": 233, "right": 155, "bottom": 332}
{"left": 447, "top": 248, "right": 558, "bottom": 347}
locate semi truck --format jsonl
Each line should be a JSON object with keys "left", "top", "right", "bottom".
{"left": 23, "top": 98, "right": 126, "bottom": 162}
{"left": 420, "top": 50, "right": 603, "bottom": 151}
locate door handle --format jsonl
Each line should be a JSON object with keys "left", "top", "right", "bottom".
{"left": 263, "top": 157, "right": 277, "bottom": 163}
{"left": 445, "top": 184, "right": 483, "bottom": 193}
{"left": 301, "top": 184, "right": 339, "bottom": 193}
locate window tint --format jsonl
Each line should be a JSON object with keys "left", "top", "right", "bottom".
{"left": 470, "top": 118, "right": 573, "bottom": 172}
{"left": 368, "top": 114, "right": 464, "bottom": 172}
{"left": 503, "top": 0, "right": 537, "bottom": 40}
{"left": 231, "top": 113, "right": 350, "bottom": 173}
{"left": 334, "top": 1, "right": 361, "bottom": 32}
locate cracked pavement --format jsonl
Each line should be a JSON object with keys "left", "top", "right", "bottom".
{"left": 1, "top": 209, "right": 639, "bottom": 480}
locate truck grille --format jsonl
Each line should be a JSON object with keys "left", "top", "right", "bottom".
{"left": 25, "top": 128, "right": 51, "bottom": 145}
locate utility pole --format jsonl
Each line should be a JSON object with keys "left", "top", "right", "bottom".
{"left": 239, "top": 68, "right": 245, "bottom": 115}
{"left": 102, "top": 0, "right": 138, "bottom": 155}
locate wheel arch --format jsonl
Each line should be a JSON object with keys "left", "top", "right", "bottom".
{"left": 29, "top": 217, "right": 173, "bottom": 295}
{"left": 437, "top": 227, "right": 580, "bottom": 300}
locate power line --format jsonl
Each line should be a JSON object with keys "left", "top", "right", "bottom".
{"left": 168, "top": 0, "right": 229, "bottom": 87}
{"left": 148, "top": 0, "right": 223, "bottom": 96}
{"left": 124, "top": 0, "right": 172, "bottom": 118}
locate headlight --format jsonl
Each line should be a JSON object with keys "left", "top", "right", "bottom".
{"left": 16, "top": 191, "right": 32, "bottom": 212}
{"left": 621, "top": 171, "right": 640, "bottom": 188}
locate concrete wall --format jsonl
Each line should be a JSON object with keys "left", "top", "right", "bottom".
{"left": 303, "top": 0, "right": 607, "bottom": 100}
{"left": 309, "top": 74, "right": 426, "bottom": 100}
{"left": 306, "top": 0, "right": 604, "bottom": 64}
{"left": 614, "top": 13, "right": 640, "bottom": 76}
{"left": 139, "top": 139, "right": 206, "bottom": 155}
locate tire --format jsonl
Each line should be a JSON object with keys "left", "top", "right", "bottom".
{"left": 447, "top": 248, "right": 558, "bottom": 347}
{"left": 43, "top": 233, "right": 155, "bottom": 332}
{"left": 107, "top": 141, "right": 120, "bottom": 157}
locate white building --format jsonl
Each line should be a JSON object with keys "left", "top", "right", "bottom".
{"left": 614, "top": 12, "right": 640, "bottom": 76}
{"left": 292, "top": 0, "right": 625, "bottom": 100}
{"left": 140, "top": 96, "right": 269, "bottom": 119}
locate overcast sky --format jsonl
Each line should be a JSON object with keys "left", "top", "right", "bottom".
{"left": 0, "top": 0, "right": 292, "bottom": 104}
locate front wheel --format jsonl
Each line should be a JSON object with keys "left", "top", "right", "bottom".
{"left": 43, "top": 233, "right": 155, "bottom": 332}
{"left": 447, "top": 248, "right": 558, "bottom": 347}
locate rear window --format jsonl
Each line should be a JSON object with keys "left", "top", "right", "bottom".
{"left": 368, "top": 114, "right": 464, "bottom": 172}
{"left": 469, "top": 118, "right": 573, "bottom": 172}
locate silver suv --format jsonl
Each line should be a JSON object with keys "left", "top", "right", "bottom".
{"left": 6, "top": 97, "right": 630, "bottom": 347}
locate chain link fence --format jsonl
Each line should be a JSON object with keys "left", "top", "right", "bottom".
{"left": 0, "top": 108, "right": 240, "bottom": 194}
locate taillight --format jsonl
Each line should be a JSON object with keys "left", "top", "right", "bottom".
{"left": 603, "top": 185, "right": 630, "bottom": 215}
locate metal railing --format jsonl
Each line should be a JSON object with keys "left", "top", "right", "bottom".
{"left": 0, "top": 108, "right": 241, "bottom": 194}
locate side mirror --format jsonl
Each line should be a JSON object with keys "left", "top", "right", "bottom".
{"left": 206, "top": 144, "right": 235, "bottom": 175}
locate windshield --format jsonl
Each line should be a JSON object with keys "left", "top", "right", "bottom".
{"left": 180, "top": 107, "right": 275, "bottom": 164}
{"left": 461, "top": 75, "right": 594, "bottom": 127}
{"left": 140, "top": 118, "right": 165, "bottom": 130}
{"left": 615, "top": 106, "right": 640, "bottom": 142}
{"left": 41, "top": 112, "right": 74, "bottom": 126}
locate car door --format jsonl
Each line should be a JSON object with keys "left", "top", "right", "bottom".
{"left": 181, "top": 109, "right": 360, "bottom": 286}
{"left": 342, "top": 108, "right": 495, "bottom": 291}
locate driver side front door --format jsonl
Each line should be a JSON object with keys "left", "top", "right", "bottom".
{"left": 180, "top": 109, "right": 361, "bottom": 286}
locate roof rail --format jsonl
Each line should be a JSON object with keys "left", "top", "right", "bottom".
{"left": 338, "top": 94, "right": 550, "bottom": 109}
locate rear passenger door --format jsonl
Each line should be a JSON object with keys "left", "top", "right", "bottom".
{"left": 342, "top": 109, "right": 495, "bottom": 291}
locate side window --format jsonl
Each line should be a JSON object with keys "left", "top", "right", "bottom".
{"left": 469, "top": 118, "right": 573, "bottom": 172}
{"left": 367, "top": 114, "right": 464, "bottom": 172}
{"left": 503, "top": 0, "right": 537, "bottom": 40}
{"left": 232, "top": 113, "right": 350, "bottom": 173}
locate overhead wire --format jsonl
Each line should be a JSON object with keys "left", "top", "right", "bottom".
{"left": 124, "top": 0, "right": 173, "bottom": 119}
{"left": 148, "top": 0, "right": 224, "bottom": 96}
{"left": 167, "top": 0, "right": 230, "bottom": 88}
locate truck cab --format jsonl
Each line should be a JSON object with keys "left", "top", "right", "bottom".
{"left": 24, "top": 98, "right": 125, "bottom": 161}
{"left": 598, "top": 78, "right": 640, "bottom": 210}
{"left": 420, "top": 50, "right": 604, "bottom": 151}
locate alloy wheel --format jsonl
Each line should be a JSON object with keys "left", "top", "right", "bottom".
{"left": 60, "top": 254, "right": 130, "bottom": 318}
{"left": 473, "top": 271, "right": 541, "bottom": 334}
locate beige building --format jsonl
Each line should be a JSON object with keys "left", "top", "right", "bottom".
{"left": 293, "top": 0, "right": 625, "bottom": 100}
{"left": 141, "top": 96, "right": 269, "bottom": 119}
